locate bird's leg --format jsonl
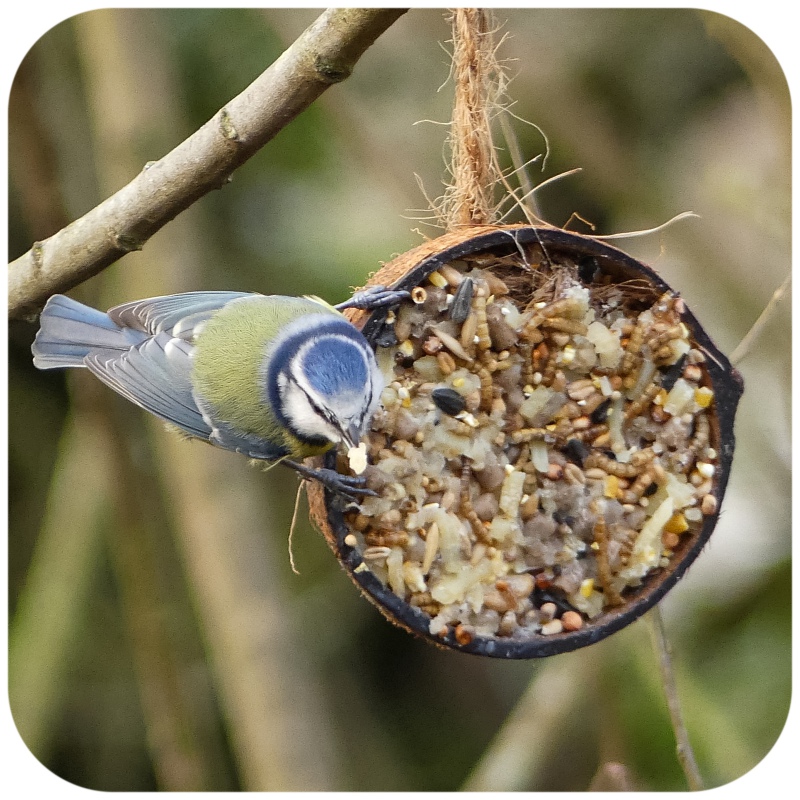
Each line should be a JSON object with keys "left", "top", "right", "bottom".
{"left": 283, "top": 459, "right": 378, "bottom": 500}
{"left": 335, "top": 285, "right": 410, "bottom": 311}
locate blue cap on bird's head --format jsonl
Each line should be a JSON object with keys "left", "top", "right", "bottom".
{"left": 266, "top": 314, "right": 384, "bottom": 452}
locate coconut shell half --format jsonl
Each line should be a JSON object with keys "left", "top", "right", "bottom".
{"left": 307, "top": 224, "right": 743, "bottom": 658}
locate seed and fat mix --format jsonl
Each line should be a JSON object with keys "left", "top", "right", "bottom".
{"left": 342, "top": 245, "right": 718, "bottom": 644}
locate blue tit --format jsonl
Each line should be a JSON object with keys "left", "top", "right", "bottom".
{"left": 32, "top": 286, "right": 408, "bottom": 497}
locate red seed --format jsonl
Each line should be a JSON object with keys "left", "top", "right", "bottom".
{"left": 561, "top": 611, "right": 583, "bottom": 631}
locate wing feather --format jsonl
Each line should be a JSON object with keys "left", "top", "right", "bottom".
{"left": 85, "top": 333, "right": 212, "bottom": 439}
{"left": 108, "top": 292, "right": 256, "bottom": 337}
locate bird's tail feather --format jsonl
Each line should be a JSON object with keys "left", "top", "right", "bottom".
{"left": 32, "top": 295, "right": 145, "bottom": 369}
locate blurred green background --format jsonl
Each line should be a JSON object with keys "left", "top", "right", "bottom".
{"left": 7, "top": 8, "right": 790, "bottom": 792}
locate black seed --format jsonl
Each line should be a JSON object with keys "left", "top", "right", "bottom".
{"left": 660, "top": 352, "right": 688, "bottom": 392}
{"left": 374, "top": 322, "right": 398, "bottom": 348}
{"left": 591, "top": 398, "right": 611, "bottom": 424}
{"left": 578, "top": 256, "right": 601, "bottom": 283}
{"left": 534, "top": 589, "right": 577, "bottom": 616}
{"left": 553, "top": 511, "right": 576, "bottom": 527}
{"left": 395, "top": 353, "right": 415, "bottom": 368}
{"left": 431, "top": 387, "right": 467, "bottom": 416}
{"left": 644, "top": 482, "right": 659, "bottom": 497}
{"left": 448, "top": 277, "right": 474, "bottom": 323}
{"left": 563, "top": 437, "right": 590, "bottom": 466}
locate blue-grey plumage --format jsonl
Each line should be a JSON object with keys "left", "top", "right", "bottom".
{"left": 32, "top": 286, "right": 408, "bottom": 497}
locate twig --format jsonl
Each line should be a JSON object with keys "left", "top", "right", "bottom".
{"left": 499, "top": 113, "right": 536, "bottom": 210}
{"left": 461, "top": 654, "right": 588, "bottom": 791}
{"left": 7, "top": 8, "right": 407, "bottom": 319}
{"left": 730, "top": 271, "right": 791, "bottom": 365}
{"left": 647, "top": 607, "right": 704, "bottom": 791}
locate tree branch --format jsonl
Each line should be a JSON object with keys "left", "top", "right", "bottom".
{"left": 8, "top": 7, "right": 408, "bottom": 319}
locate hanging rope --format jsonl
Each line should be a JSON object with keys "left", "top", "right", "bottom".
{"left": 443, "top": 8, "right": 503, "bottom": 229}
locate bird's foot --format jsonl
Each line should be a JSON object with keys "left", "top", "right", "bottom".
{"left": 284, "top": 460, "right": 378, "bottom": 501}
{"left": 335, "top": 285, "right": 410, "bottom": 312}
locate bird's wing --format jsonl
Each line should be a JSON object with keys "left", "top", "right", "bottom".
{"left": 204, "top": 417, "right": 289, "bottom": 462}
{"left": 85, "top": 333, "right": 213, "bottom": 440}
{"left": 108, "top": 292, "right": 256, "bottom": 339}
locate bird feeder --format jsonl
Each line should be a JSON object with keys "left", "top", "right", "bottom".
{"left": 308, "top": 224, "right": 743, "bottom": 658}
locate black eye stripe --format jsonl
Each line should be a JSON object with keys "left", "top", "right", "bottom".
{"left": 292, "top": 376, "right": 337, "bottom": 427}
{"left": 277, "top": 375, "right": 338, "bottom": 447}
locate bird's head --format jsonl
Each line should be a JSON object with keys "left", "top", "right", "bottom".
{"left": 266, "top": 314, "right": 383, "bottom": 453}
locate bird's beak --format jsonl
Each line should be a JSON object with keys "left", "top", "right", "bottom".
{"left": 342, "top": 422, "right": 362, "bottom": 450}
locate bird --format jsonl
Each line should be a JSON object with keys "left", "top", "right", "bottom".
{"left": 32, "top": 285, "right": 408, "bottom": 498}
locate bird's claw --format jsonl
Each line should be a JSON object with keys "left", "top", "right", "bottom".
{"left": 336, "top": 285, "right": 410, "bottom": 312}
{"left": 285, "top": 459, "right": 377, "bottom": 501}
{"left": 311, "top": 468, "right": 378, "bottom": 501}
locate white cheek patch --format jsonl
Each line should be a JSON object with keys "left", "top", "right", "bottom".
{"left": 281, "top": 379, "right": 340, "bottom": 443}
